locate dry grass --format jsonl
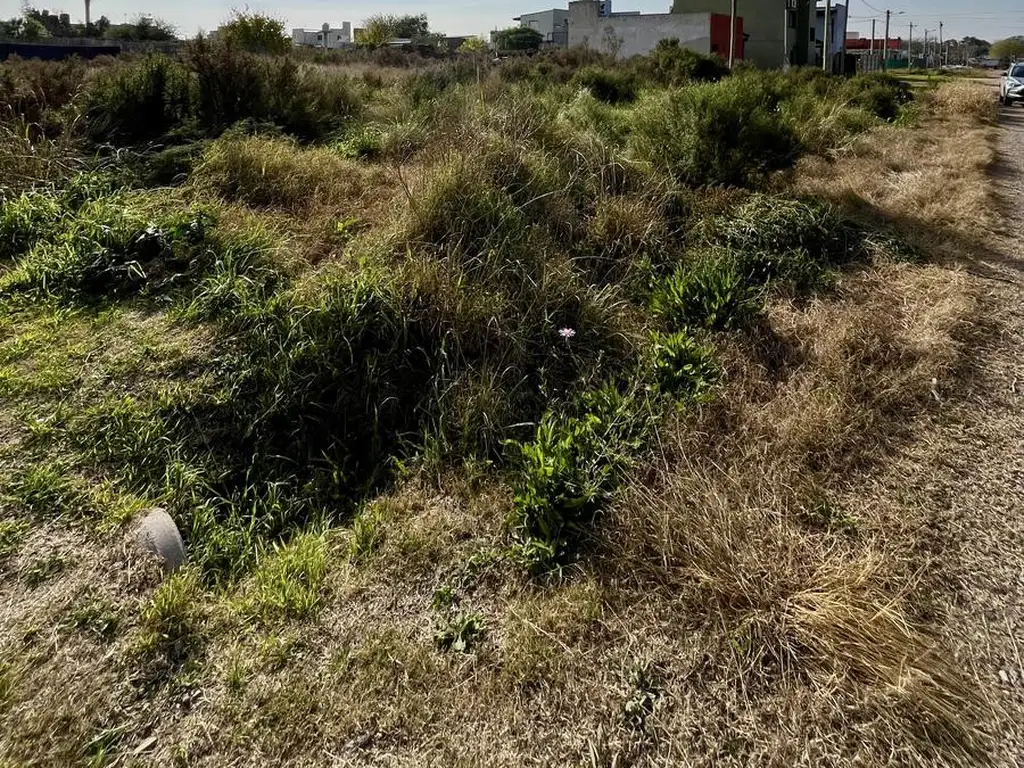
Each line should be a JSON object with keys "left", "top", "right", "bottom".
{"left": 794, "top": 82, "right": 1000, "bottom": 258}
{"left": 927, "top": 80, "right": 1000, "bottom": 119}
{"left": 0, "top": 82, "right": 1008, "bottom": 768}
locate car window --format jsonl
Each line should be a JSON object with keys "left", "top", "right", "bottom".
{"left": 1012, "top": 65, "right": 1024, "bottom": 78}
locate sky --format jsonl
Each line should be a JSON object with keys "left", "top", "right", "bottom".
{"left": 1, "top": 0, "right": 1022, "bottom": 46}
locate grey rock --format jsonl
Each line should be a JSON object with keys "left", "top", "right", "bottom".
{"left": 132, "top": 507, "right": 187, "bottom": 571}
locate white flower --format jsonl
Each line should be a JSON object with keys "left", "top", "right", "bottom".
{"left": 558, "top": 327, "right": 576, "bottom": 340}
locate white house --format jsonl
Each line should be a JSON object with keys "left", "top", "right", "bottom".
{"left": 292, "top": 22, "right": 352, "bottom": 49}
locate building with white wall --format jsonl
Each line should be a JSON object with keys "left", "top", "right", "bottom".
{"left": 513, "top": 9, "right": 570, "bottom": 46}
{"left": 568, "top": 0, "right": 740, "bottom": 59}
{"left": 813, "top": 2, "right": 847, "bottom": 72}
{"left": 292, "top": 22, "right": 352, "bottom": 49}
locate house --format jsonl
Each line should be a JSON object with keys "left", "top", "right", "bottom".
{"left": 812, "top": 2, "right": 847, "bottom": 72}
{"left": 292, "top": 23, "right": 352, "bottom": 49}
{"left": 670, "top": 0, "right": 814, "bottom": 68}
{"left": 568, "top": 0, "right": 742, "bottom": 59}
{"left": 513, "top": 9, "right": 570, "bottom": 46}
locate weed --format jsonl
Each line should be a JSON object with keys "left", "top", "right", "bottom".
{"left": 650, "top": 331, "right": 718, "bottom": 400}
{"left": 653, "top": 253, "right": 759, "bottom": 331}
{"left": 0, "top": 519, "right": 28, "bottom": 560}
{"left": 434, "top": 611, "right": 485, "bottom": 653}
{"left": 22, "top": 552, "right": 70, "bottom": 587}
{"left": 623, "top": 660, "right": 665, "bottom": 731}
{"left": 508, "top": 383, "right": 653, "bottom": 564}
{"left": 240, "top": 532, "right": 329, "bottom": 623}
{"left": 349, "top": 503, "right": 389, "bottom": 561}
{"left": 137, "top": 567, "right": 205, "bottom": 660}
{"left": 68, "top": 593, "right": 121, "bottom": 639}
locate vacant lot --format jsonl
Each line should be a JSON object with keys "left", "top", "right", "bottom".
{"left": 0, "top": 46, "right": 1010, "bottom": 766}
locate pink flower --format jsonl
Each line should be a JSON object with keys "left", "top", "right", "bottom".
{"left": 558, "top": 327, "right": 576, "bottom": 340}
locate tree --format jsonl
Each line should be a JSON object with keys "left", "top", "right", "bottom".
{"left": 0, "top": 15, "right": 48, "bottom": 39}
{"left": 108, "top": 15, "right": 176, "bottom": 41}
{"left": 393, "top": 14, "right": 429, "bottom": 40}
{"left": 991, "top": 36, "right": 1024, "bottom": 62}
{"left": 457, "top": 36, "right": 486, "bottom": 53}
{"left": 360, "top": 13, "right": 436, "bottom": 46}
{"left": 960, "top": 36, "right": 990, "bottom": 57}
{"left": 217, "top": 10, "right": 289, "bottom": 54}
{"left": 492, "top": 26, "right": 543, "bottom": 52}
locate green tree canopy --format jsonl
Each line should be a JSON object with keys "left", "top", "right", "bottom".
{"left": 0, "top": 16, "right": 48, "bottom": 40}
{"left": 359, "top": 13, "right": 437, "bottom": 47}
{"left": 492, "top": 26, "right": 543, "bottom": 52}
{"left": 457, "top": 36, "right": 487, "bottom": 53}
{"left": 960, "top": 35, "right": 990, "bottom": 56}
{"left": 991, "top": 36, "right": 1024, "bottom": 61}
{"left": 108, "top": 15, "right": 176, "bottom": 41}
{"left": 216, "top": 11, "right": 289, "bottom": 54}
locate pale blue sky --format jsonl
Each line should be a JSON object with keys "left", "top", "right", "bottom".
{"left": 1, "top": 0, "right": 1022, "bottom": 45}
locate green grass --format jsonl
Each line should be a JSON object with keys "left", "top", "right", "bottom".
{"left": 0, "top": 54, "right": 920, "bottom": 583}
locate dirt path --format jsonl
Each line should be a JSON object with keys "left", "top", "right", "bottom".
{"left": 938, "top": 104, "right": 1024, "bottom": 763}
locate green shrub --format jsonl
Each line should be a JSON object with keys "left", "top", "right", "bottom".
{"left": 650, "top": 331, "right": 718, "bottom": 399}
{"left": 715, "top": 194, "right": 860, "bottom": 266}
{"left": 653, "top": 253, "right": 759, "bottom": 331}
{"left": 839, "top": 73, "right": 912, "bottom": 121}
{"left": 572, "top": 66, "right": 638, "bottom": 104}
{"left": 508, "top": 384, "right": 652, "bottom": 563}
{"left": 85, "top": 56, "right": 196, "bottom": 144}
{"left": 630, "top": 39, "right": 728, "bottom": 86}
{"left": 0, "top": 56, "right": 87, "bottom": 129}
{"left": 631, "top": 76, "right": 800, "bottom": 187}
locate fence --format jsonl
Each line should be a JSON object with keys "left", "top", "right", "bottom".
{"left": 0, "top": 37, "right": 184, "bottom": 61}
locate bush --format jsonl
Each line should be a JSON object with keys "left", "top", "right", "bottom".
{"left": 572, "top": 66, "right": 638, "bottom": 104}
{"left": 653, "top": 252, "right": 759, "bottom": 331}
{"left": 84, "top": 46, "right": 363, "bottom": 144}
{"left": 631, "top": 76, "right": 800, "bottom": 187}
{"left": 508, "top": 383, "right": 651, "bottom": 563}
{"left": 85, "top": 56, "right": 196, "bottom": 144}
{"left": 838, "top": 73, "right": 912, "bottom": 121}
{"left": 630, "top": 39, "right": 728, "bottom": 86}
{"left": 216, "top": 11, "right": 290, "bottom": 55}
{"left": 0, "top": 56, "right": 86, "bottom": 129}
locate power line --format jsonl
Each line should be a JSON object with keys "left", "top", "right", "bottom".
{"left": 856, "top": 0, "right": 888, "bottom": 15}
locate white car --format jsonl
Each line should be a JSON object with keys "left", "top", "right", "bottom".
{"left": 1000, "top": 63, "right": 1024, "bottom": 106}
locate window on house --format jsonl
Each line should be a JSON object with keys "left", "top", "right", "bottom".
{"left": 810, "top": 27, "right": 816, "bottom": 41}
{"left": 787, "top": 10, "right": 796, "bottom": 28}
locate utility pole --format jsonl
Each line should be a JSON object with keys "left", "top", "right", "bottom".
{"left": 907, "top": 22, "right": 913, "bottom": 66}
{"left": 938, "top": 21, "right": 943, "bottom": 67}
{"left": 882, "top": 9, "right": 890, "bottom": 72}
{"left": 923, "top": 28, "right": 928, "bottom": 68}
{"left": 729, "top": 0, "right": 736, "bottom": 68}
{"left": 782, "top": 1, "right": 789, "bottom": 69}
{"left": 84, "top": 0, "right": 91, "bottom": 32}
{"left": 823, "top": 0, "right": 831, "bottom": 71}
